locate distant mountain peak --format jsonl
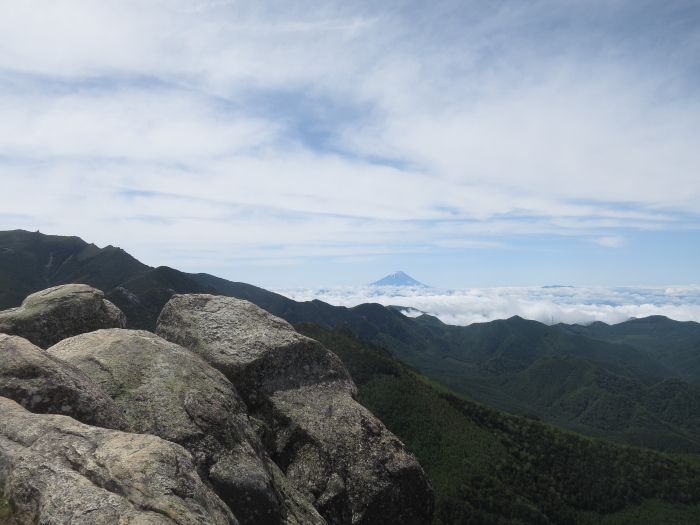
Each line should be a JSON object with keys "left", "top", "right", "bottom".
{"left": 370, "top": 271, "right": 426, "bottom": 287}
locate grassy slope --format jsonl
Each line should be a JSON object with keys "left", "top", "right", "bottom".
{"left": 295, "top": 322, "right": 700, "bottom": 525}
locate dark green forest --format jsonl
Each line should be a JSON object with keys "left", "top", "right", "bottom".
{"left": 295, "top": 322, "right": 700, "bottom": 525}
{"left": 560, "top": 317, "right": 700, "bottom": 384}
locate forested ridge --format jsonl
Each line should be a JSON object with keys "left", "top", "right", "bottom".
{"left": 295, "top": 322, "right": 700, "bottom": 524}
{"left": 559, "top": 317, "right": 700, "bottom": 384}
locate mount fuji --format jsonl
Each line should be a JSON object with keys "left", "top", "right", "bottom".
{"left": 369, "top": 271, "right": 427, "bottom": 287}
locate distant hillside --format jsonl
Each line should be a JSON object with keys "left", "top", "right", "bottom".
{"left": 496, "top": 355, "right": 700, "bottom": 452}
{"left": 559, "top": 317, "right": 700, "bottom": 384}
{"left": 295, "top": 322, "right": 700, "bottom": 525}
{"left": 0, "top": 230, "right": 149, "bottom": 310}
{"left": 105, "top": 267, "right": 217, "bottom": 330}
{"left": 0, "top": 230, "right": 220, "bottom": 331}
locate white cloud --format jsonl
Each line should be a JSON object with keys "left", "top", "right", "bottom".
{"left": 594, "top": 236, "right": 625, "bottom": 248}
{"left": 0, "top": 0, "right": 699, "bottom": 274}
{"left": 271, "top": 284, "right": 700, "bottom": 326}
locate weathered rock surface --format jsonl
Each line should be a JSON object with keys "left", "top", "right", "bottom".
{"left": 0, "top": 285, "right": 126, "bottom": 349}
{"left": 0, "top": 397, "right": 237, "bottom": 525}
{"left": 0, "top": 333, "right": 130, "bottom": 431}
{"left": 48, "top": 329, "right": 325, "bottom": 525}
{"left": 156, "top": 295, "right": 435, "bottom": 525}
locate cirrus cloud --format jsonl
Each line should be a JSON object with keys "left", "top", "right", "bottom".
{"left": 1, "top": 0, "right": 699, "bottom": 285}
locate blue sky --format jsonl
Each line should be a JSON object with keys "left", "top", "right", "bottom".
{"left": 1, "top": 0, "right": 699, "bottom": 289}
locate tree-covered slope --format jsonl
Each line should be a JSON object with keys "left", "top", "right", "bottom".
{"left": 0, "top": 231, "right": 220, "bottom": 331}
{"left": 295, "top": 322, "right": 700, "bottom": 525}
{"left": 105, "top": 266, "right": 217, "bottom": 330}
{"left": 559, "top": 317, "right": 700, "bottom": 383}
{"left": 497, "top": 355, "right": 700, "bottom": 452}
{"left": 0, "top": 230, "right": 149, "bottom": 309}
{"left": 212, "top": 290, "right": 700, "bottom": 452}
{"left": 414, "top": 314, "right": 674, "bottom": 378}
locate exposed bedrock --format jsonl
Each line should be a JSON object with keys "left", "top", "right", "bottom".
{"left": 0, "top": 333, "right": 130, "bottom": 431}
{"left": 0, "top": 397, "right": 237, "bottom": 525}
{"left": 0, "top": 284, "right": 126, "bottom": 349}
{"left": 48, "top": 328, "right": 325, "bottom": 525}
{"left": 156, "top": 294, "right": 435, "bottom": 525}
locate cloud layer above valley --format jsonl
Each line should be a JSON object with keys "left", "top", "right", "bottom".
{"left": 272, "top": 284, "right": 700, "bottom": 326}
{"left": 1, "top": 1, "right": 699, "bottom": 285}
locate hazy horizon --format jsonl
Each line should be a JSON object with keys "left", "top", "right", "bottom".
{"left": 271, "top": 280, "right": 700, "bottom": 327}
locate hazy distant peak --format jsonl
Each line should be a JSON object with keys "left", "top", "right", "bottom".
{"left": 370, "top": 271, "right": 426, "bottom": 287}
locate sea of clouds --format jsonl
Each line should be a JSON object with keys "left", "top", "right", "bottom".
{"left": 270, "top": 285, "right": 700, "bottom": 326}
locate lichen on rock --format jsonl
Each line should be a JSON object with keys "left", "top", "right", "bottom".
{"left": 0, "top": 333, "right": 130, "bottom": 431}
{"left": 48, "top": 328, "right": 325, "bottom": 525}
{"left": 156, "top": 294, "right": 435, "bottom": 525}
{"left": 0, "top": 284, "right": 126, "bottom": 349}
{"left": 0, "top": 397, "right": 238, "bottom": 525}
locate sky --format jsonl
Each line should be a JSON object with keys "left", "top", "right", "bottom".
{"left": 1, "top": 0, "right": 699, "bottom": 290}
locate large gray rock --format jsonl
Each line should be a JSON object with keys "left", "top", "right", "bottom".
{"left": 156, "top": 295, "right": 435, "bottom": 525}
{"left": 48, "top": 329, "right": 325, "bottom": 525}
{"left": 0, "top": 285, "right": 126, "bottom": 349}
{"left": 0, "top": 397, "right": 237, "bottom": 525}
{"left": 0, "top": 334, "right": 130, "bottom": 431}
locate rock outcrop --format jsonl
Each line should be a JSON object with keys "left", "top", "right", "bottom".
{"left": 156, "top": 295, "right": 435, "bottom": 525}
{"left": 0, "top": 333, "right": 130, "bottom": 431}
{"left": 0, "top": 284, "right": 126, "bottom": 349}
{"left": 0, "top": 286, "right": 435, "bottom": 525}
{"left": 0, "top": 397, "right": 238, "bottom": 525}
{"left": 48, "top": 329, "right": 325, "bottom": 525}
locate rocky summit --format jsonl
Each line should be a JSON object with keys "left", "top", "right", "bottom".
{"left": 0, "top": 284, "right": 125, "bottom": 349}
{"left": 0, "top": 333, "right": 130, "bottom": 431}
{"left": 0, "top": 397, "right": 237, "bottom": 525}
{"left": 156, "top": 294, "right": 435, "bottom": 525}
{"left": 47, "top": 328, "right": 323, "bottom": 525}
{"left": 0, "top": 285, "right": 434, "bottom": 525}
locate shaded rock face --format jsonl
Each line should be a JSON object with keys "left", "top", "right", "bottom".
{"left": 156, "top": 295, "right": 435, "bottom": 525}
{"left": 48, "top": 329, "right": 325, "bottom": 525}
{"left": 0, "top": 284, "right": 126, "bottom": 349}
{"left": 0, "top": 333, "right": 130, "bottom": 431}
{"left": 0, "top": 397, "right": 237, "bottom": 525}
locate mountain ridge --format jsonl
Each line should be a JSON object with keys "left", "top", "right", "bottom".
{"left": 4, "top": 230, "right": 700, "bottom": 453}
